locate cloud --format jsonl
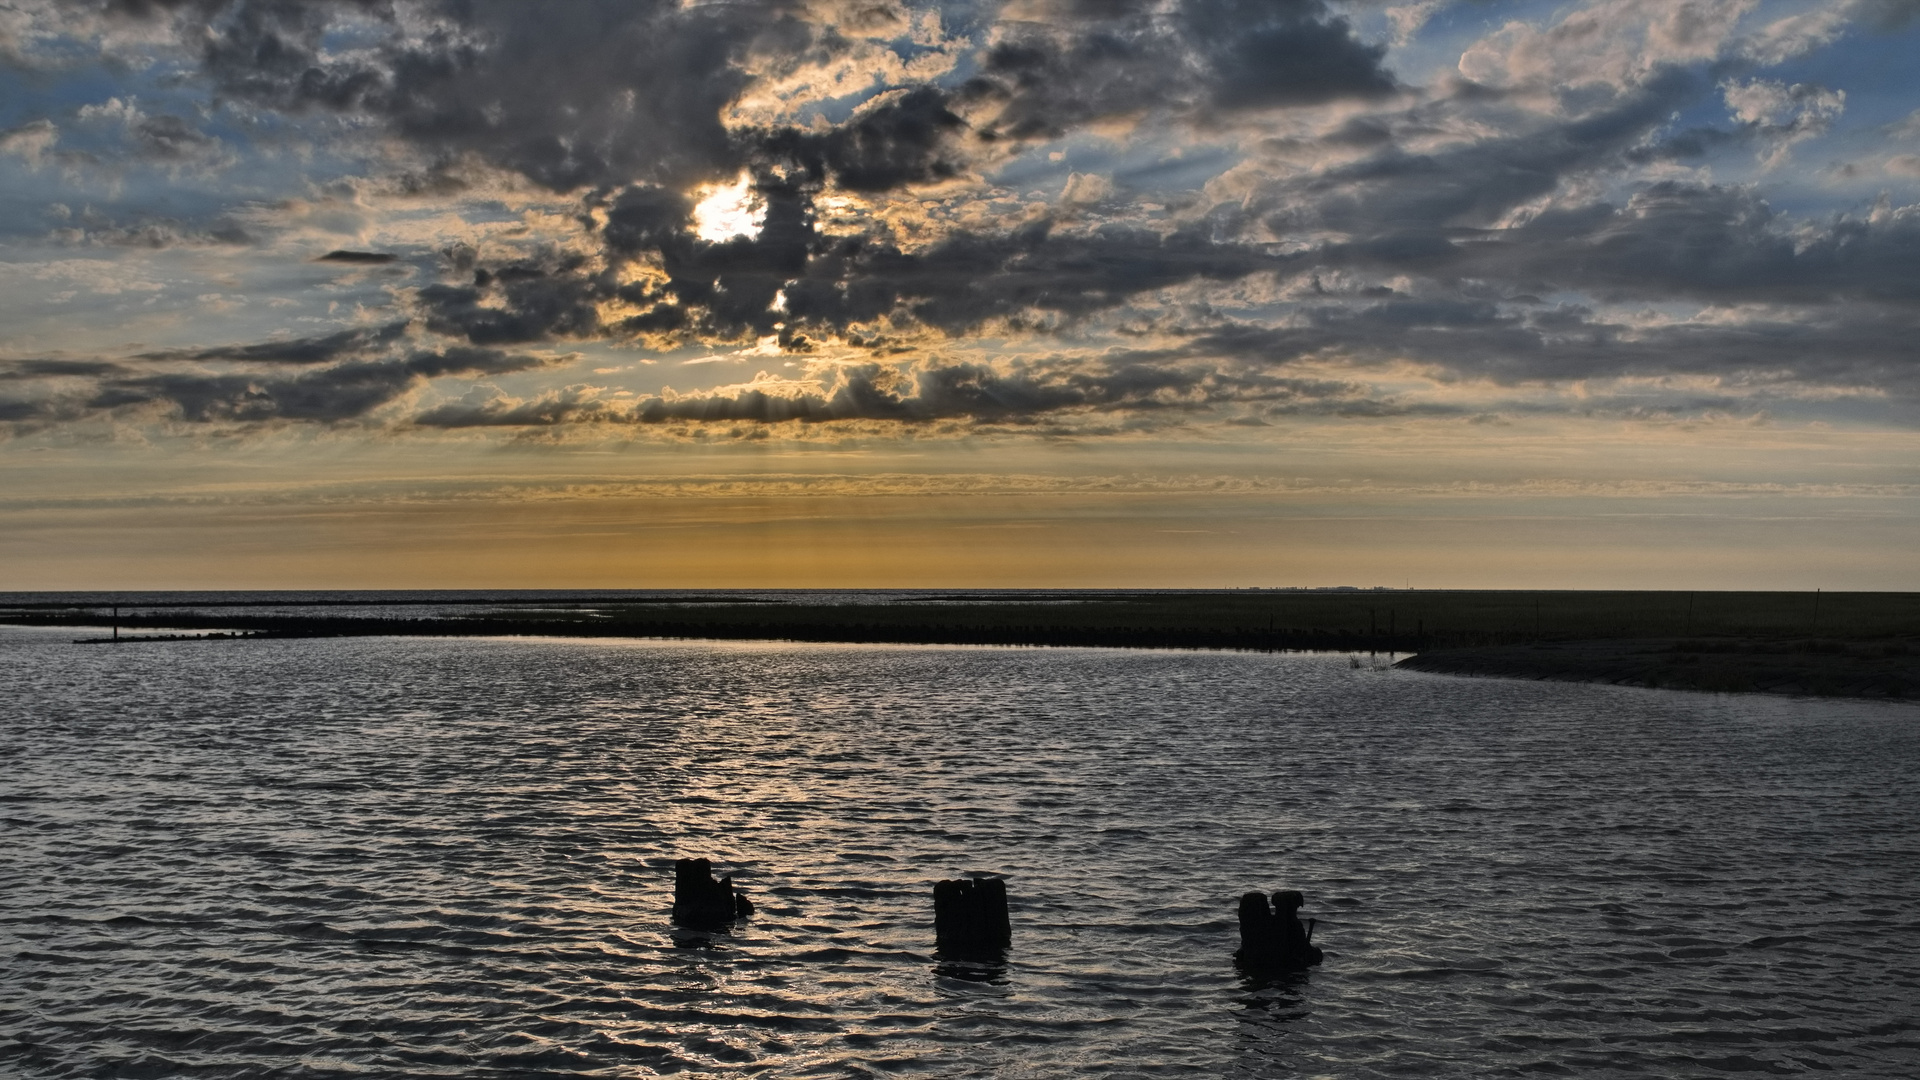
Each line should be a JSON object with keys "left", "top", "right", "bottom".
{"left": 74, "top": 95, "right": 231, "bottom": 168}
{"left": 1852, "top": 0, "right": 1920, "bottom": 30}
{"left": 136, "top": 321, "right": 412, "bottom": 364}
{"left": 961, "top": 0, "right": 1394, "bottom": 143}
{"left": 1721, "top": 78, "right": 1844, "bottom": 168}
{"left": 0, "top": 337, "right": 556, "bottom": 427}
{"left": 1452, "top": 184, "right": 1920, "bottom": 306}
{"left": 1385, "top": 2, "right": 1444, "bottom": 48}
{"left": 1174, "top": 295, "right": 1920, "bottom": 399}
{"left": 83, "top": 0, "right": 1397, "bottom": 194}
{"left": 82, "top": 345, "right": 554, "bottom": 423}
{"left": 0, "top": 119, "right": 60, "bottom": 165}
{"left": 0, "top": 359, "right": 126, "bottom": 382}
{"left": 757, "top": 86, "right": 971, "bottom": 193}
{"left": 316, "top": 249, "right": 398, "bottom": 263}
{"left": 435, "top": 190, "right": 1293, "bottom": 352}
{"left": 1256, "top": 67, "right": 1702, "bottom": 235}
{"left": 5, "top": 0, "right": 1920, "bottom": 440}
{"left": 412, "top": 352, "right": 1395, "bottom": 430}
{"left": 49, "top": 214, "right": 254, "bottom": 248}
{"left": 416, "top": 254, "right": 604, "bottom": 344}
{"left": 123, "top": 0, "right": 789, "bottom": 191}
{"left": 130, "top": 112, "right": 222, "bottom": 162}
{"left": 1457, "top": 0, "right": 1753, "bottom": 95}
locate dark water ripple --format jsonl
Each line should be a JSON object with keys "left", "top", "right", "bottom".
{"left": 2, "top": 625, "right": 1917, "bottom": 1077}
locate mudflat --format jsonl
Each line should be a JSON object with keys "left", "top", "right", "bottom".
{"left": 1399, "top": 638, "right": 1920, "bottom": 699}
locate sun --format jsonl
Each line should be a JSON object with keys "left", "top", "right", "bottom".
{"left": 691, "top": 171, "right": 765, "bottom": 243}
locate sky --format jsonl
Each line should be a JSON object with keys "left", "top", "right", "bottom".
{"left": 2, "top": 0, "right": 1918, "bottom": 590}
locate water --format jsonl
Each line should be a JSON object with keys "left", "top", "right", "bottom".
{"left": 3, "top": 625, "right": 1916, "bottom": 1077}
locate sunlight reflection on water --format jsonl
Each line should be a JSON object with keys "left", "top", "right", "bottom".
{"left": 2, "top": 627, "right": 1917, "bottom": 1077}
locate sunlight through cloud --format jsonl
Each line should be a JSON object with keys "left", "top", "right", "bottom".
{"left": 692, "top": 172, "right": 765, "bottom": 243}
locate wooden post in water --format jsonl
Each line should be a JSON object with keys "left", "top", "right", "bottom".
{"left": 1235, "top": 889, "right": 1324, "bottom": 971}
{"left": 934, "top": 876, "right": 1010, "bottom": 956}
{"left": 1812, "top": 588, "right": 1821, "bottom": 636}
{"left": 112, "top": 605, "right": 118, "bottom": 642}
{"left": 672, "top": 857, "right": 752, "bottom": 928}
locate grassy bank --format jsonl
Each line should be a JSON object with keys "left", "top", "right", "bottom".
{"left": 10, "top": 589, "right": 1918, "bottom": 699}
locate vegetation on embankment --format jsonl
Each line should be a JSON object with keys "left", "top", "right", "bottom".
{"left": 3, "top": 588, "right": 1915, "bottom": 642}
{"left": 5, "top": 591, "right": 1919, "bottom": 697}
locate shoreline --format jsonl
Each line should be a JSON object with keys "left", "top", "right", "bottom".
{"left": 1396, "top": 638, "right": 1919, "bottom": 700}
{"left": 5, "top": 589, "right": 1917, "bottom": 701}
{"left": 17, "top": 619, "right": 1919, "bottom": 701}
{"left": 17, "top": 613, "right": 1426, "bottom": 655}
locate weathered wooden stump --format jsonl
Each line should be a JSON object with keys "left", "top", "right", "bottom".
{"left": 933, "top": 876, "right": 1011, "bottom": 956}
{"left": 1235, "top": 889, "right": 1323, "bottom": 970}
{"left": 672, "top": 857, "right": 753, "bottom": 928}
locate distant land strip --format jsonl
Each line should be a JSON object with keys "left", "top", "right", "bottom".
{"left": 4, "top": 590, "right": 1916, "bottom": 700}
{"left": 1397, "top": 639, "right": 1917, "bottom": 700}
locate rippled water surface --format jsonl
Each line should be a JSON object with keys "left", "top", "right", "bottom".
{"left": 4, "top": 626, "right": 1918, "bottom": 1077}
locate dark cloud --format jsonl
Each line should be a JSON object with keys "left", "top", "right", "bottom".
{"left": 26, "top": 0, "right": 1918, "bottom": 433}
{"left": 756, "top": 86, "right": 970, "bottom": 193}
{"left": 317, "top": 249, "right": 397, "bottom": 263}
{"left": 417, "top": 255, "right": 604, "bottom": 344}
{"left": 137, "top": 321, "right": 411, "bottom": 364}
{"left": 964, "top": 0, "right": 1394, "bottom": 142}
{"left": 0, "top": 338, "right": 560, "bottom": 427}
{"left": 1313, "top": 182, "right": 1920, "bottom": 310}
{"left": 49, "top": 209, "right": 254, "bottom": 248}
{"left": 451, "top": 189, "right": 1288, "bottom": 351}
{"left": 0, "top": 359, "right": 127, "bottom": 382}
{"left": 129, "top": 112, "right": 221, "bottom": 161}
{"left": 1622, "top": 124, "right": 1748, "bottom": 164}
{"left": 80, "top": 344, "right": 550, "bottom": 422}
{"left": 1503, "top": 186, "right": 1920, "bottom": 306}
{"left": 1183, "top": 0, "right": 1396, "bottom": 112}
{"left": 80, "top": 0, "right": 1408, "bottom": 387}
{"left": 1273, "top": 68, "right": 1699, "bottom": 237}
{"left": 1161, "top": 293, "right": 1920, "bottom": 400}
{"left": 1855, "top": 0, "right": 1920, "bottom": 30}
{"left": 104, "top": 0, "right": 799, "bottom": 190}
{"left": 441, "top": 58, "right": 1703, "bottom": 371}
{"left": 413, "top": 354, "right": 1389, "bottom": 429}
{"left": 778, "top": 220, "right": 1284, "bottom": 334}
{"left": 102, "top": 0, "right": 1396, "bottom": 195}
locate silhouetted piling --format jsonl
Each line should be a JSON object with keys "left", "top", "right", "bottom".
{"left": 934, "top": 876, "right": 1010, "bottom": 956}
{"left": 672, "top": 858, "right": 752, "bottom": 928}
{"left": 1235, "top": 889, "right": 1323, "bottom": 971}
